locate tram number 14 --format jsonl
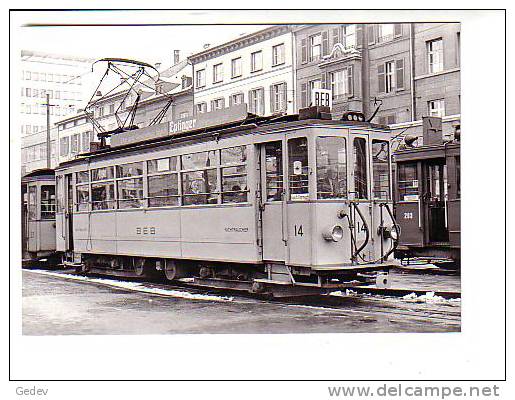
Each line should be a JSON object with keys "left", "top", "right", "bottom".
{"left": 294, "top": 224, "right": 304, "bottom": 237}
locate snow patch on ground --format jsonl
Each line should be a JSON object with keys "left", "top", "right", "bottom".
{"left": 329, "top": 289, "right": 358, "bottom": 297}
{"left": 401, "top": 291, "right": 461, "bottom": 304}
{"left": 24, "top": 269, "right": 233, "bottom": 302}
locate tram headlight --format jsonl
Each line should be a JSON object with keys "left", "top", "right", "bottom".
{"left": 322, "top": 225, "right": 344, "bottom": 242}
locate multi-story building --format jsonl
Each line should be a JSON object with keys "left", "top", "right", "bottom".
{"left": 21, "top": 59, "right": 193, "bottom": 174}
{"left": 293, "top": 23, "right": 461, "bottom": 140}
{"left": 188, "top": 26, "right": 295, "bottom": 117}
{"left": 19, "top": 50, "right": 94, "bottom": 137}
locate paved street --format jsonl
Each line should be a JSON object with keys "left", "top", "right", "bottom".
{"left": 22, "top": 270, "right": 460, "bottom": 335}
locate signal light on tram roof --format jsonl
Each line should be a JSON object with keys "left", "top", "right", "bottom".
{"left": 341, "top": 112, "right": 365, "bottom": 122}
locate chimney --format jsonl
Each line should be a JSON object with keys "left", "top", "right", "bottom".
{"left": 173, "top": 50, "right": 180, "bottom": 65}
{"left": 203, "top": 43, "right": 211, "bottom": 50}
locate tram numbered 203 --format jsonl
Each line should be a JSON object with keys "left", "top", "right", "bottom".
{"left": 49, "top": 106, "right": 399, "bottom": 297}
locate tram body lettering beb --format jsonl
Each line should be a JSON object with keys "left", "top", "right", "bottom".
{"left": 55, "top": 110, "right": 399, "bottom": 295}
{"left": 21, "top": 169, "right": 57, "bottom": 263}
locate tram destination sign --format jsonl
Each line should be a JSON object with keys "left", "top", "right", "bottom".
{"left": 110, "top": 104, "right": 249, "bottom": 147}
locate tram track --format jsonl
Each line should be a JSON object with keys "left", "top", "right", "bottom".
{"left": 23, "top": 266, "right": 461, "bottom": 327}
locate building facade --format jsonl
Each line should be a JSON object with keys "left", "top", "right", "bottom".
{"left": 293, "top": 23, "right": 461, "bottom": 140}
{"left": 20, "top": 50, "right": 94, "bottom": 137}
{"left": 189, "top": 26, "right": 295, "bottom": 117}
{"left": 21, "top": 60, "right": 193, "bottom": 174}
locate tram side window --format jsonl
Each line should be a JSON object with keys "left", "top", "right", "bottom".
{"left": 40, "top": 185, "right": 56, "bottom": 219}
{"left": 117, "top": 178, "right": 144, "bottom": 209}
{"left": 76, "top": 185, "right": 89, "bottom": 211}
{"left": 398, "top": 163, "right": 419, "bottom": 201}
{"left": 316, "top": 136, "right": 347, "bottom": 199}
{"left": 147, "top": 156, "right": 178, "bottom": 174}
{"left": 265, "top": 142, "right": 283, "bottom": 201}
{"left": 221, "top": 146, "right": 248, "bottom": 203}
{"left": 182, "top": 169, "right": 218, "bottom": 205}
{"left": 353, "top": 137, "right": 368, "bottom": 199}
{"left": 181, "top": 151, "right": 218, "bottom": 170}
{"left": 372, "top": 140, "right": 390, "bottom": 200}
{"left": 288, "top": 137, "right": 309, "bottom": 201}
{"left": 91, "top": 166, "right": 114, "bottom": 181}
{"left": 28, "top": 186, "right": 37, "bottom": 220}
{"left": 91, "top": 182, "right": 115, "bottom": 210}
{"left": 148, "top": 174, "right": 179, "bottom": 207}
{"left": 116, "top": 162, "right": 143, "bottom": 178}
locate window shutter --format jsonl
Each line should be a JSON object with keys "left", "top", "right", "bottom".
{"left": 270, "top": 85, "right": 276, "bottom": 113}
{"left": 347, "top": 66, "right": 354, "bottom": 97}
{"left": 356, "top": 24, "right": 364, "bottom": 47}
{"left": 248, "top": 90, "right": 254, "bottom": 114}
{"left": 377, "top": 64, "right": 385, "bottom": 93}
{"left": 210, "top": 100, "right": 215, "bottom": 111}
{"left": 301, "top": 38, "right": 307, "bottom": 64}
{"left": 300, "top": 83, "right": 307, "bottom": 108}
{"left": 378, "top": 116, "right": 386, "bottom": 125}
{"left": 367, "top": 25, "right": 376, "bottom": 45}
{"left": 322, "top": 31, "right": 329, "bottom": 56}
{"left": 394, "top": 24, "right": 402, "bottom": 37}
{"left": 221, "top": 98, "right": 225, "bottom": 109}
{"left": 332, "top": 27, "right": 341, "bottom": 46}
{"left": 282, "top": 82, "right": 287, "bottom": 111}
{"left": 259, "top": 88, "right": 265, "bottom": 115}
{"left": 321, "top": 72, "right": 328, "bottom": 90}
{"left": 396, "top": 59, "right": 405, "bottom": 90}
{"left": 229, "top": 95, "right": 233, "bottom": 107}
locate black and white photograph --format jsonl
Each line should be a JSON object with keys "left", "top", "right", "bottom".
{"left": 7, "top": 6, "right": 508, "bottom": 399}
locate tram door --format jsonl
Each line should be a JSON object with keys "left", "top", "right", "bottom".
{"left": 423, "top": 161, "right": 449, "bottom": 243}
{"left": 64, "top": 174, "right": 74, "bottom": 251}
{"left": 259, "top": 141, "right": 287, "bottom": 262}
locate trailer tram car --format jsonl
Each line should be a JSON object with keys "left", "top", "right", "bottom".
{"left": 55, "top": 106, "right": 399, "bottom": 296}
{"left": 393, "top": 118, "right": 461, "bottom": 268}
{"left": 22, "top": 169, "right": 57, "bottom": 265}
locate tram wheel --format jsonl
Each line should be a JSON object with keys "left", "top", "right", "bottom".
{"left": 133, "top": 258, "right": 147, "bottom": 277}
{"left": 164, "top": 259, "right": 189, "bottom": 281}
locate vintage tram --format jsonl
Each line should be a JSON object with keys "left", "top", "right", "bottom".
{"left": 393, "top": 117, "right": 461, "bottom": 268}
{"left": 21, "top": 168, "right": 57, "bottom": 265}
{"left": 52, "top": 106, "right": 399, "bottom": 296}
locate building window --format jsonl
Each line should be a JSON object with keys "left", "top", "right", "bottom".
{"left": 211, "top": 97, "right": 225, "bottom": 111}
{"left": 329, "top": 67, "right": 353, "bottom": 100}
{"left": 343, "top": 25, "right": 356, "bottom": 49}
{"left": 196, "top": 69, "right": 206, "bottom": 88}
{"left": 71, "top": 134, "right": 79, "bottom": 154}
{"left": 60, "top": 137, "right": 69, "bottom": 157}
{"left": 251, "top": 51, "right": 263, "bottom": 72}
{"left": 309, "top": 33, "right": 322, "bottom": 62}
{"left": 195, "top": 102, "right": 207, "bottom": 114}
{"left": 456, "top": 32, "right": 461, "bottom": 66}
{"left": 428, "top": 99, "right": 445, "bottom": 117}
{"left": 109, "top": 104, "right": 115, "bottom": 114}
{"left": 231, "top": 57, "right": 242, "bottom": 78}
{"left": 248, "top": 88, "right": 265, "bottom": 115}
{"left": 97, "top": 106, "right": 105, "bottom": 117}
{"left": 385, "top": 61, "right": 395, "bottom": 93}
{"left": 378, "top": 60, "right": 404, "bottom": 94}
{"left": 378, "top": 24, "right": 402, "bottom": 42}
{"left": 213, "top": 63, "right": 223, "bottom": 83}
{"left": 270, "top": 82, "right": 287, "bottom": 113}
{"left": 272, "top": 44, "right": 285, "bottom": 66}
{"left": 229, "top": 93, "right": 244, "bottom": 107}
{"left": 427, "top": 38, "right": 444, "bottom": 73}
{"left": 179, "top": 111, "right": 189, "bottom": 119}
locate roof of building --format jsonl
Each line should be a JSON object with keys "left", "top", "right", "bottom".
{"left": 188, "top": 25, "right": 292, "bottom": 64}
{"left": 21, "top": 49, "right": 95, "bottom": 63}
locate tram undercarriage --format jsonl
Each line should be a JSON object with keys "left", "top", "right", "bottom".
{"left": 65, "top": 253, "right": 392, "bottom": 297}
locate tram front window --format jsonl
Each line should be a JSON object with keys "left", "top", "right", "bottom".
{"left": 265, "top": 142, "right": 283, "bottom": 201}
{"left": 316, "top": 136, "right": 347, "bottom": 199}
{"left": 353, "top": 137, "right": 369, "bottom": 199}
{"left": 288, "top": 137, "right": 309, "bottom": 200}
{"left": 372, "top": 140, "right": 390, "bottom": 200}
{"left": 40, "top": 185, "right": 56, "bottom": 219}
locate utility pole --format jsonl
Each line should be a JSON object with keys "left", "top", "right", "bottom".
{"left": 45, "top": 93, "right": 51, "bottom": 169}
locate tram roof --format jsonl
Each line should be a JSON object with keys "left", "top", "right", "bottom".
{"left": 57, "top": 109, "right": 389, "bottom": 169}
